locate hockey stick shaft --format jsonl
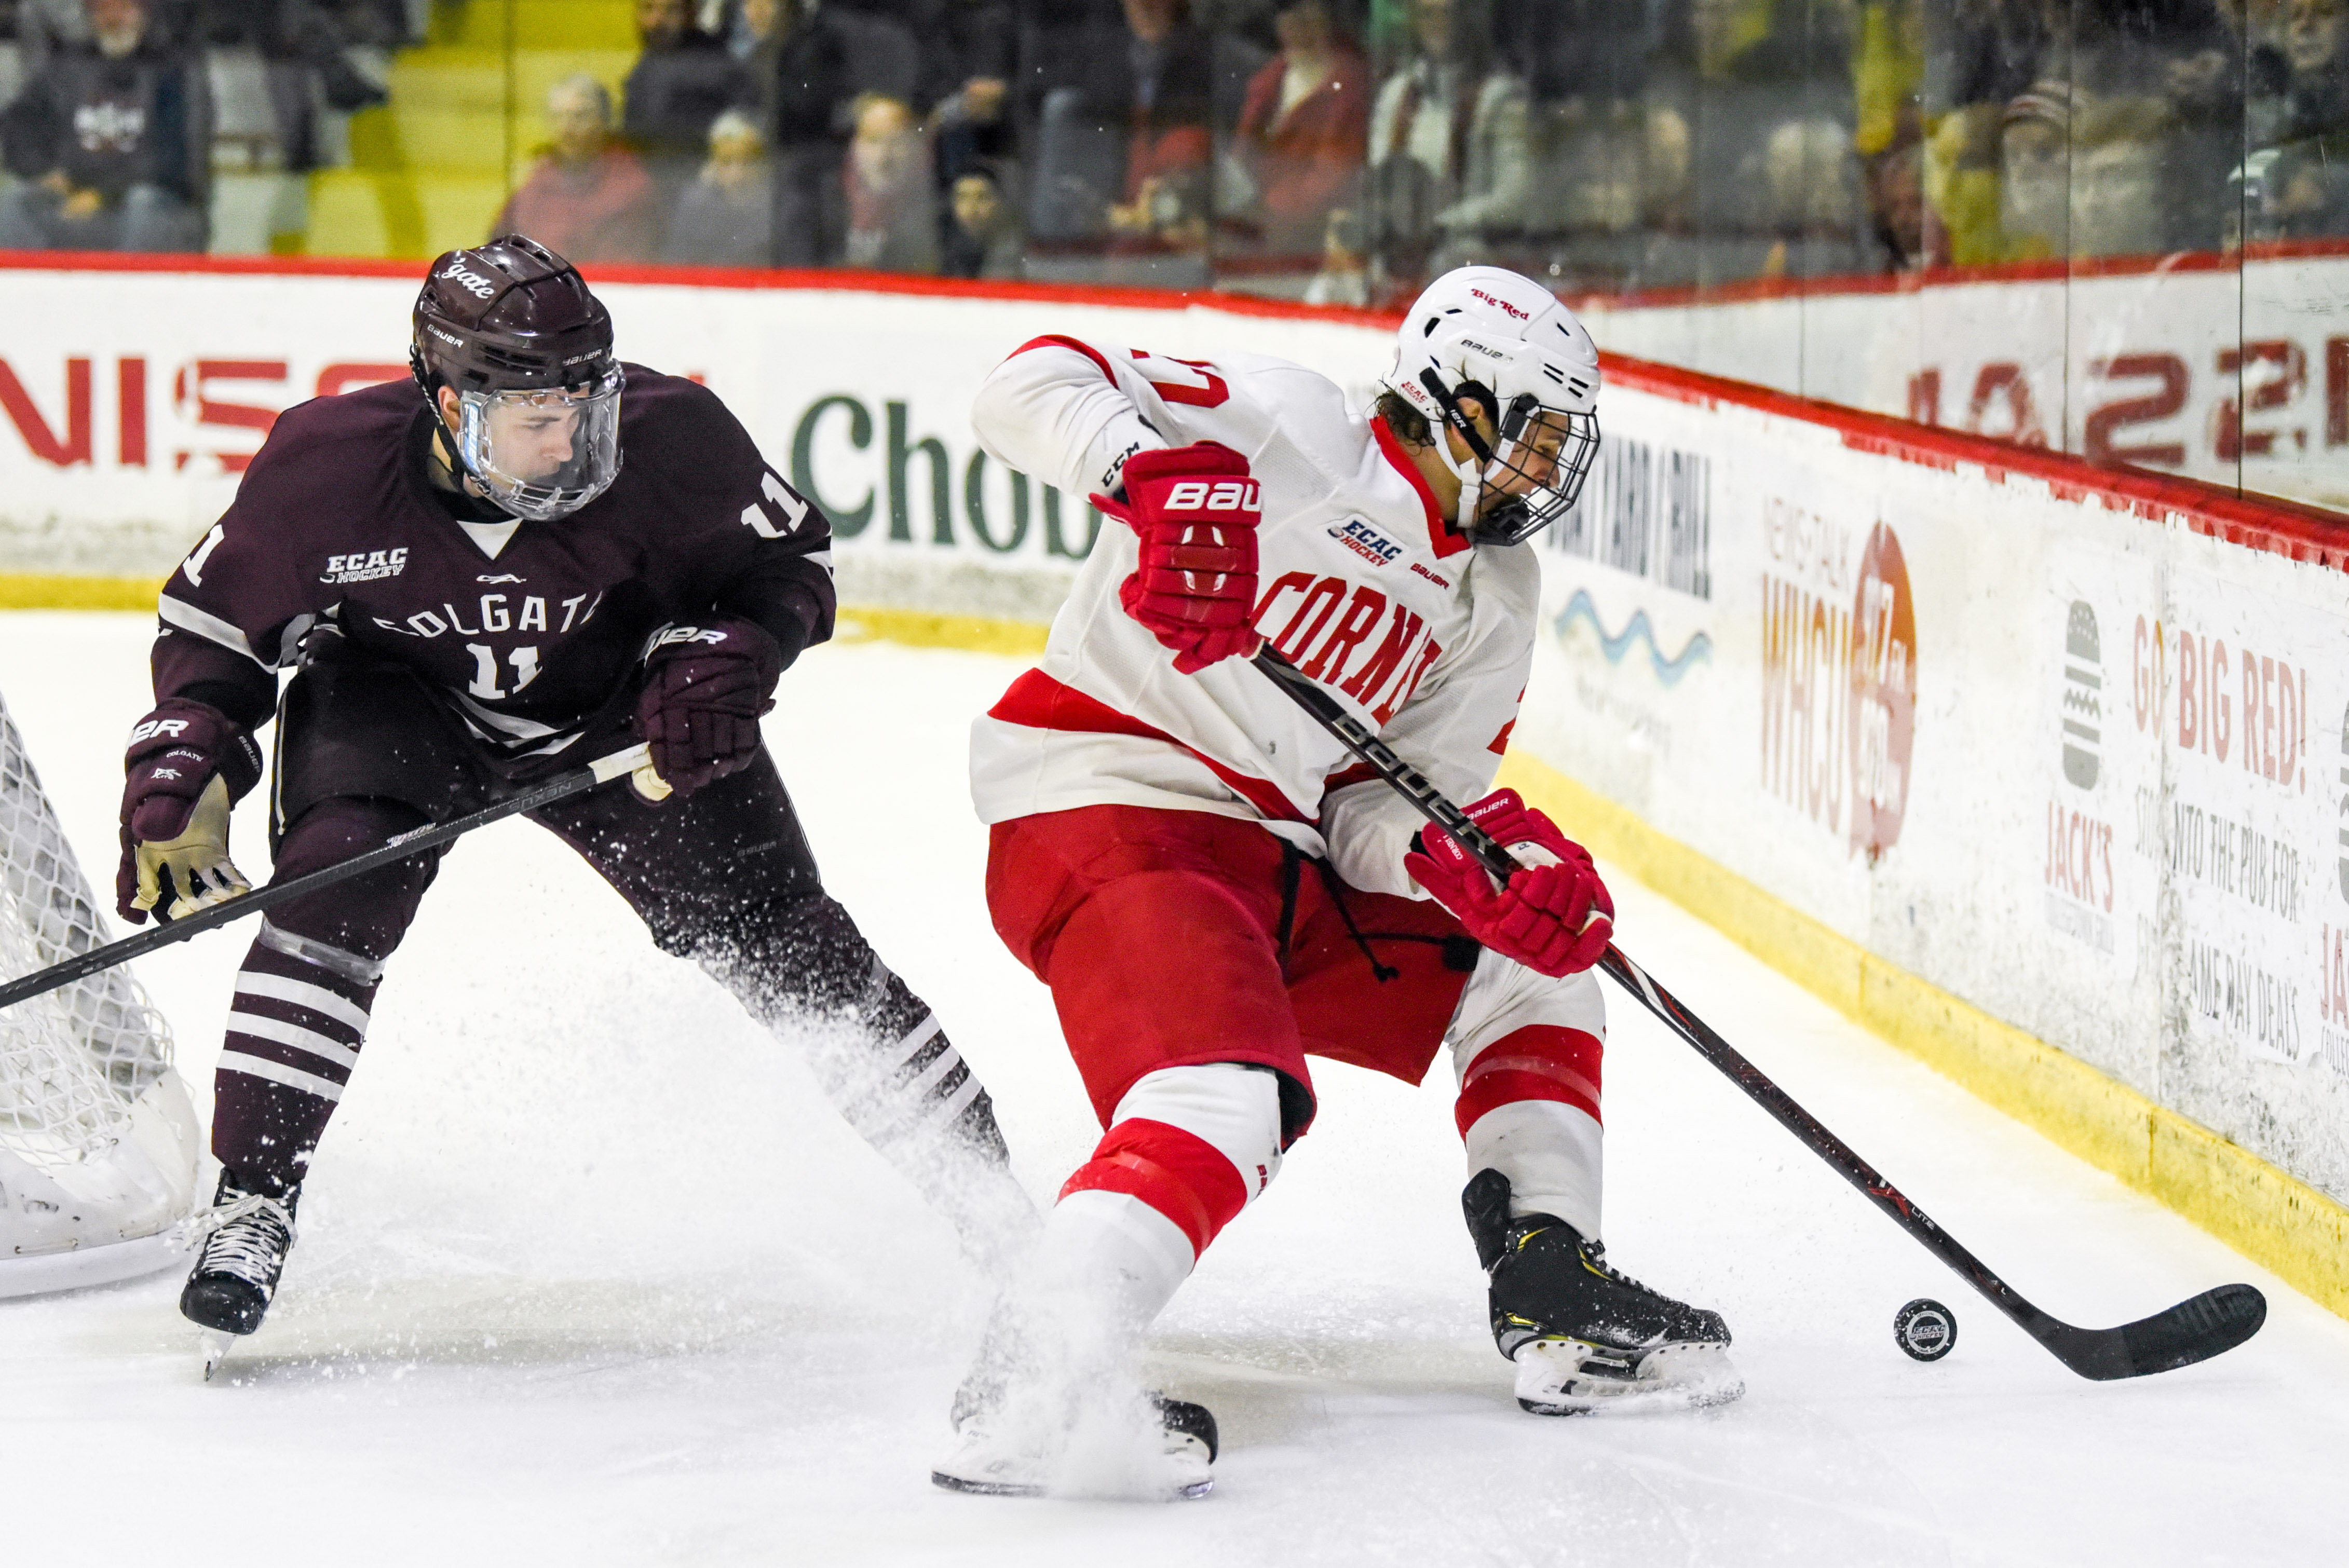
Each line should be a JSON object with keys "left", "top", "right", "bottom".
{"left": 1250, "top": 645, "right": 2262, "bottom": 1379}
{"left": 0, "top": 743, "right": 657, "bottom": 1017}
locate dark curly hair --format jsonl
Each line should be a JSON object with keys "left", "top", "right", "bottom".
{"left": 1374, "top": 389, "right": 1432, "bottom": 445}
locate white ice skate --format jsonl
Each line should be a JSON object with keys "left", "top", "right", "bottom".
{"left": 931, "top": 1277, "right": 1218, "bottom": 1502}
{"left": 932, "top": 1388, "right": 1217, "bottom": 1501}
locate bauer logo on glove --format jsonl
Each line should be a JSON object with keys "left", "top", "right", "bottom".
{"left": 632, "top": 616, "right": 784, "bottom": 801}
{"left": 1094, "top": 442, "right": 1267, "bottom": 675}
{"left": 116, "top": 698, "right": 264, "bottom": 924}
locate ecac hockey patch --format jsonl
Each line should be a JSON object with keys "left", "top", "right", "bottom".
{"left": 319, "top": 549, "right": 411, "bottom": 585}
{"left": 1328, "top": 517, "right": 1402, "bottom": 567}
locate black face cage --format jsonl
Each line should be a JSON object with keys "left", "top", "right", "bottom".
{"left": 1478, "top": 394, "right": 1600, "bottom": 546}
{"left": 1422, "top": 372, "right": 1601, "bottom": 546}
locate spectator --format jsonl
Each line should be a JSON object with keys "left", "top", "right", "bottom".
{"left": 812, "top": 0, "right": 921, "bottom": 106}
{"left": 1865, "top": 133, "right": 1927, "bottom": 268}
{"left": 734, "top": 0, "right": 858, "bottom": 263}
{"left": 843, "top": 91, "right": 939, "bottom": 270}
{"left": 1919, "top": 0, "right": 2060, "bottom": 265}
{"left": 2248, "top": 139, "right": 2349, "bottom": 237}
{"left": 1228, "top": 0, "right": 1369, "bottom": 255}
{"left": 1853, "top": 1, "right": 1926, "bottom": 269}
{"left": 197, "top": 3, "right": 399, "bottom": 172}
{"left": 2078, "top": 2, "right": 2240, "bottom": 250}
{"left": 1102, "top": 0, "right": 1216, "bottom": 255}
{"left": 921, "top": 0, "right": 1019, "bottom": 187}
{"left": 664, "top": 106, "right": 773, "bottom": 264}
{"left": 940, "top": 159, "right": 1023, "bottom": 277}
{"left": 2278, "top": 0, "right": 2349, "bottom": 140}
{"left": 1995, "top": 78, "right": 2073, "bottom": 258}
{"left": 622, "top": 0, "right": 740, "bottom": 202}
{"left": 0, "top": 0, "right": 206, "bottom": 252}
{"left": 2229, "top": 0, "right": 2349, "bottom": 238}
{"left": 1301, "top": 203, "right": 1369, "bottom": 305}
{"left": 2070, "top": 92, "right": 2175, "bottom": 257}
{"left": 492, "top": 75, "right": 663, "bottom": 263}
{"left": 2224, "top": 0, "right": 2297, "bottom": 146}
{"left": 1365, "top": 0, "right": 1530, "bottom": 273}
{"left": 1755, "top": 117, "right": 1865, "bottom": 272}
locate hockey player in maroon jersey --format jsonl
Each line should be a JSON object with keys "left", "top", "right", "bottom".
{"left": 932, "top": 267, "right": 1736, "bottom": 1497}
{"left": 118, "top": 236, "right": 1033, "bottom": 1351}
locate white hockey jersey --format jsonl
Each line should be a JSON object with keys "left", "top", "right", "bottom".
{"left": 968, "top": 334, "right": 1539, "bottom": 898}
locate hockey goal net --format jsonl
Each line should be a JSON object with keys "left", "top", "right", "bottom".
{"left": 0, "top": 688, "right": 198, "bottom": 1297}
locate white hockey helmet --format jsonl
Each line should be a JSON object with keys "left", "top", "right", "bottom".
{"left": 1380, "top": 266, "right": 1601, "bottom": 545}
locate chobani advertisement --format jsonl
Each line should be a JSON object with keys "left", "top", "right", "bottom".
{"left": 4, "top": 260, "right": 2347, "bottom": 1210}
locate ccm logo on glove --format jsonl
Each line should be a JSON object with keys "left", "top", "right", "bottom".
{"left": 1405, "top": 788, "right": 1613, "bottom": 978}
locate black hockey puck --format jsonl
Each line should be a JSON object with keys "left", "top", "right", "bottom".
{"left": 1894, "top": 1298, "right": 1957, "bottom": 1361}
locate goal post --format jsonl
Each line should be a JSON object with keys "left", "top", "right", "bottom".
{"left": 0, "top": 689, "right": 199, "bottom": 1298}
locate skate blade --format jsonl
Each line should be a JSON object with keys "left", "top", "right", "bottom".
{"left": 931, "top": 1469, "right": 1046, "bottom": 1498}
{"left": 930, "top": 1468, "right": 1213, "bottom": 1502}
{"left": 197, "top": 1329, "right": 239, "bottom": 1382}
{"left": 1514, "top": 1338, "right": 1744, "bottom": 1416}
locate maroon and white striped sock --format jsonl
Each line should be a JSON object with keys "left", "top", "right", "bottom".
{"left": 210, "top": 920, "right": 383, "bottom": 1200}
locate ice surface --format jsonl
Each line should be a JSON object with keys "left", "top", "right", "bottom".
{"left": 4, "top": 611, "right": 2346, "bottom": 1566}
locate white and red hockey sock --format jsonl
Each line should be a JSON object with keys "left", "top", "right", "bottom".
{"left": 1455, "top": 1024, "right": 1605, "bottom": 1239}
{"left": 1031, "top": 1062, "right": 1285, "bottom": 1329}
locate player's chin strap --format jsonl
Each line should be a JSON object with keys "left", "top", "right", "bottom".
{"left": 1418, "top": 369, "right": 1503, "bottom": 536}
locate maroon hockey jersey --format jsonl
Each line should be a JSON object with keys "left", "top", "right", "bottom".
{"left": 150, "top": 366, "right": 834, "bottom": 758}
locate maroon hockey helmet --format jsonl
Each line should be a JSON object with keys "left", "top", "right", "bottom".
{"left": 410, "top": 236, "right": 623, "bottom": 521}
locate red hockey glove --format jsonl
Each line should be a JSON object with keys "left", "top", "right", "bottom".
{"left": 116, "top": 698, "right": 264, "bottom": 924}
{"left": 1404, "top": 789, "right": 1614, "bottom": 978}
{"left": 633, "top": 618, "right": 784, "bottom": 801}
{"left": 1093, "top": 442, "right": 1265, "bottom": 675}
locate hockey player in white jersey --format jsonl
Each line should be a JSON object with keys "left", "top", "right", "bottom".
{"left": 935, "top": 266, "right": 1738, "bottom": 1498}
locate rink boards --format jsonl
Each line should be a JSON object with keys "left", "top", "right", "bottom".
{"left": 1574, "top": 246, "right": 2349, "bottom": 516}
{"left": 2, "top": 255, "right": 2345, "bottom": 1313}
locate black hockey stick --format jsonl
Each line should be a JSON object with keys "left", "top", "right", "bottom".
{"left": 1250, "top": 644, "right": 2265, "bottom": 1380}
{"left": 0, "top": 742, "right": 661, "bottom": 1018}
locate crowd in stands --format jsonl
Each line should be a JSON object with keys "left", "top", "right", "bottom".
{"left": 0, "top": 0, "right": 2344, "bottom": 295}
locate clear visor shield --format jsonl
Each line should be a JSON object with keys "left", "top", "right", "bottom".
{"left": 453, "top": 367, "right": 623, "bottom": 522}
{"left": 1474, "top": 399, "right": 1600, "bottom": 546}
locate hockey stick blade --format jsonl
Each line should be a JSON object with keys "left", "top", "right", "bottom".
{"left": 2040, "top": 1282, "right": 2267, "bottom": 1381}
{"left": 0, "top": 742, "right": 655, "bottom": 1016}
{"left": 1245, "top": 645, "right": 2266, "bottom": 1381}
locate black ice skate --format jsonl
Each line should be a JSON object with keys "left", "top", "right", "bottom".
{"left": 179, "top": 1170, "right": 298, "bottom": 1379}
{"left": 1464, "top": 1169, "right": 1742, "bottom": 1415}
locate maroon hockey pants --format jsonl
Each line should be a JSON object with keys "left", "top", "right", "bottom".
{"left": 211, "top": 662, "right": 987, "bottom": 1197}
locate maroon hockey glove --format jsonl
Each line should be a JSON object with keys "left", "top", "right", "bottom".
{"left": 1093, "top": 442, "right": 1265, "bottom": 675}
{"left": 116, "top": 698, "right": 265, "bottom": 924}
{"left": 633, "top": 618, "right": 784, "bottom": 800}
{"left": 1405, "top": 789, "right": 1614, "bottom": 978}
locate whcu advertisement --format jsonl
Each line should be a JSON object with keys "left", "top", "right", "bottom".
{"left": 1522, "top": 359, "right": 2349, "bottom": 1216}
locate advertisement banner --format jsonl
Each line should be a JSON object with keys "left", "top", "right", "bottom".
{"left": 1579, "top": 251, "right": 2349, "bottom": 515}
{"left": 1522, "top": 361, "right": 2349, "bottom": 1205}
{"left": 0, "top": 263, "right": 1390, "bottom": 621}
{"left": 6, "top": 261, "right": 2347, "bottom": 1214}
